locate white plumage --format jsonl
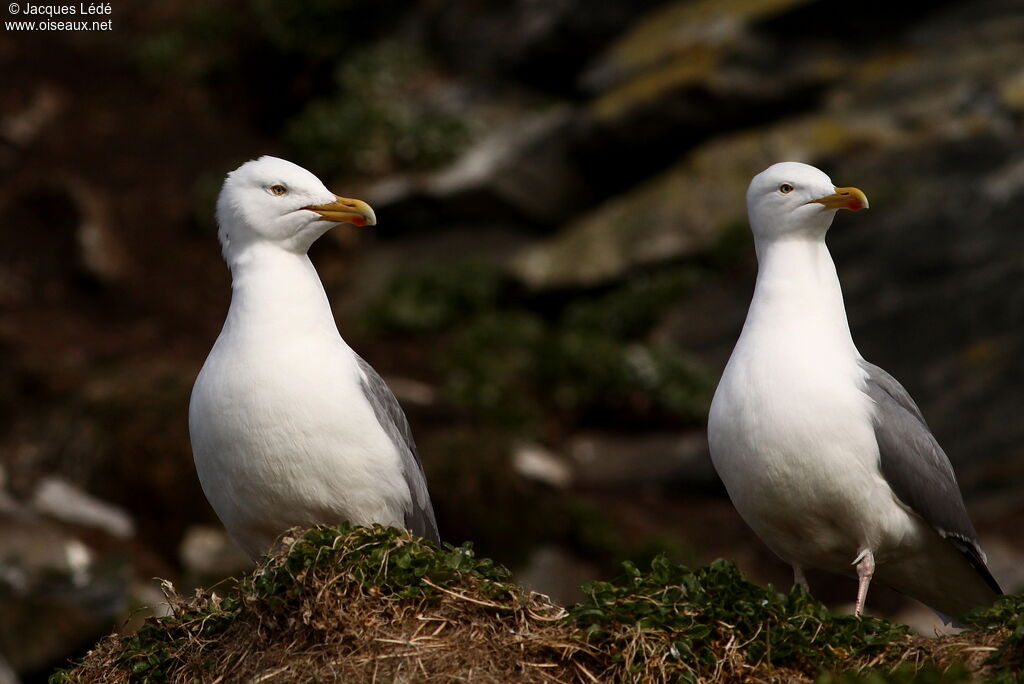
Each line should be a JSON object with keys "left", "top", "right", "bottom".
{"left": 190, "top": 156, "right": 438, "bottom": 560}
{"left": 708, "top": 162, "right": 1000, "bottom": 619}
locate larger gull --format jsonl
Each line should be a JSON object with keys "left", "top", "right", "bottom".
{"left": 707, "top": 161, "right": 1001, "bottom": 620}
{"left": 190, "top": 156, "right": 439, "bottom": 560}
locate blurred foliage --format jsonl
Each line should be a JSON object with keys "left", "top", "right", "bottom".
{"left": 369, "top": 260, "right": 503, "bottom": 334}
{"left": 564, "top": 499, "right": 694, "bottom": 570}
{"left": 134, "top": 6, "right": 241, "bottom": 81}
{"left": 136, "top": 0, "right": 403, "bottom": 81}
{"left": 134, "top": 4, "right": 469, "bottom": 179}
{"left": 425, "top": 428, "right": 558, "bottom": 565}
{"left": 570, "top": 556, "right": 909, "bottom": 682}
{"left": 562, "top": 267, "right": 700, "bottom": 338}
{"left": 249, "top": 0, "right": 406, "bottom": 61}
{"left": 442, "top": 311, "right": 546, "bottom": 430}
{"left": 425, "top": 430, "right": 695, "bottom": 574}
{"left": 190, "top": 169, "right": 228, "bottom": 234}
{"left": 708, "top": 218, "right": 755, "bottom": 269}
{"left": 537, "top": 333, "right": 710, "bottom": 420}
{"left": 286, "top": 42, "right": 472, "bottom": 177}
{"left": 964, "top": 592, "right": 1024, "bottom": 682}
{"left": 369, "top": 259, "right": 713, "bottom": 434}
{"left": 440, "top": 311, "right": 712, "bottom": 431}
{"left": 815, "top": 663, "right": 973, "bottom": 684}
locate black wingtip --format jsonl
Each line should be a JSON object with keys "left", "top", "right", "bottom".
{"left": 951, "top": 537, "right": 1003, "bottom": 596}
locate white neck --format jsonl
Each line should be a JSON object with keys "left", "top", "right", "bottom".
{"left": 742, "top": 236, "right": 857, "bottom": 355}
{"left": 222, "top": 242, "right": 341, "bottom": 342}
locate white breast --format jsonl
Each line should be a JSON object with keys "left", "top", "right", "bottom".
{"left": 708, "top": 244, "right": 921, "bottom": 572}
{"left": 188, "top": 247, "right": 411, "bottom": 559}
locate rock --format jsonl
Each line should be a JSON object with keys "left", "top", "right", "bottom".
{"left": 0, "top": 178, "right": 129, "bottom": 305}
{"left": 383, "top": 375, "right": 438, "bottom": 408}
{"left": 0, "top": 84, "right": 64, "bottom": 148}
{"left": 0, "top": 654, "right": 17, "bottom": 684}
{"left": 515, "top": 0, "right": 1024, "bottom": 291}
{"left": 369, "top": 107, "right": 594, "bottom": 230}
{"left": 892, "top": 602, "right": 960, "bottom": 638}
{"left": 65, "top": 178, "right": 130, "bottom": 284}
{"left": 511, "top": 112, "right": 892, "bottom": 289}
{"left": 512, "top": 442, "right": 573, "bottom": 489}
{"left": 129, "top": 579, "right": 174, "bottom": 621}
{"left": 179, "top": 525, "right": 252, "bottom": 581}
{"left": 569, "top": 0, "right": 851, "bottom": 192}
{"left": 515, "top": 545, "right": 597, "bottom": 605}
{"left": 31, "top": 476, "right": 135, "bottom": 539}
{"left": 0, "top": 512, "right": 130, "bottom": 677}
{"left": 422, "top": 0, "right": 662, "bottom": 92}
{"left": 581, "top": 0, "right": 818, "bottom": 94}
{"left": 569, "top": 431, "right": 716, "bottom": 489}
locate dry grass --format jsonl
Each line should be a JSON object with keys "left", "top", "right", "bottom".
{"left": 53, "top": 525, "right": 1021, "bottom": 684}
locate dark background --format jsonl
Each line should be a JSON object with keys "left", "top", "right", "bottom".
{"left": 3, "top": 0, "right": 1024, "bottom": 680}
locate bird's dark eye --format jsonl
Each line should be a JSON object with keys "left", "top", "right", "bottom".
{"left": 269, "top": 184, "right": 288, "bottom": 196}
{"left": 779, "top": 183, "right": 794, "bottom": 194}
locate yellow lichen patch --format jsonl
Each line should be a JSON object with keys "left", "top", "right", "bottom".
{"left": 998, "top": 68, "right": 1024, "bottom": 111}
{"left": 590, "top": 44, "right": 720, "bottom": 122}
{"left": 596, "top": 0, "right": 816, "bottom": 80}
{"left": 853, "top": 49, "right": 921, "bottom": 87}
{"left": 511, "top": 111, "right": 921, "bottom": 290}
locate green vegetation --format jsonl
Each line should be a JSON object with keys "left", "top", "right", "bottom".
{"left": 964, "top": 593, "right": 1024, "bottom": 682}
{"left": 286, "top": 42, "right": 472, "bottom": 177}
{"left": 570, "top": 557, "right": 908, "bottom": 682}
{"left": 134, "top": 6, "right": 240, "bottom": 81}
{"left": 815, "top": 663, "right": 973, "bottom": 684}
{"left": 247, "top": 524, "right": 515, "bottom": 603}
{"left": 417, "top": 428, "right": 558, "bottom": 565}
{"left": 368, "top": 259, "right": 714, "bottom": 433}
{"left": 369, "top": 260, "right": 504, "bottom": 334}
{"left": 52, "top": 525, "right": 531, "bottom": 684}
{"left": 248, "top": 0, "right": 406, "bottom": 61}
{"left": 561, "top": 267, "right": 701, "bottom": 338}
{"left": 135, "top": 4, "right": 469, "bottom": 179}
{"left": 564, "top": 499, "right": 695, "bottom": 570}
{"left": 53, "top": 525, "right": 1016, "bottom": 683}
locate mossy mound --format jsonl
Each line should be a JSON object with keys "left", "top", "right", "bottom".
{"left": 53, "top": 525, "right": 579, "bottom": 683}
{"left": 569, "top": 557, "right": 908, "bottom": 681}
{"left": 53, "top": 525, "right": 1019, "bottom": 683}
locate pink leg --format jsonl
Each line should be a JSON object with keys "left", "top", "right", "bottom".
{"left": 852, "top": 549, "right": 875, "bottom": 617}
{"left": 793, "top": 565, "right": 809, "bottom": 590}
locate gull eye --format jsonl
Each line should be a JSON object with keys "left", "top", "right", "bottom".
{"left": 779, "top": 183, "right": 794, "bottom": 194}
{"left": 268, "top": 184, "right": 288, "bottom": 196}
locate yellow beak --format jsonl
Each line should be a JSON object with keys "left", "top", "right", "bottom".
{"left": 811, "top": 186, "right": 869, "bottom": 211}
{"left": 304, "top": 195, "right": 377, "bottom": 227}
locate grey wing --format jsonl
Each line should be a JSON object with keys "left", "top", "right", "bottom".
{"left": 859, "top": 359, "right": 1001, "bottom": 594}
{"left": 355, "top": 354, "right": 440, "bottom": 543}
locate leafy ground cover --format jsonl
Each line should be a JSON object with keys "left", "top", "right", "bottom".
{"left": 53, "top": 525, "right": 1020, "bottom": 683}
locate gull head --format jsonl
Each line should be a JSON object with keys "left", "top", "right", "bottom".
{"left": 215, "top": 156, "right": 376, "bottom": 260}
{"left": 746, "top": 162, "right": 868, "bottom": 244}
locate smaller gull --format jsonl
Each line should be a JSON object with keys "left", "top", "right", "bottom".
{"left": 189, "top": 156, "right": 439, "bottom": 560}
{"left": 708, "top": 162, "right": 1001, "bottom": 620}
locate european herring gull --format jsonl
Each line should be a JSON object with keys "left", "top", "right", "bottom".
{"left": 707, "top": 162, "right": 1001, "bottom": 620}
{"left": 189, "top": 156, "right": 439, "bottom": 560}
